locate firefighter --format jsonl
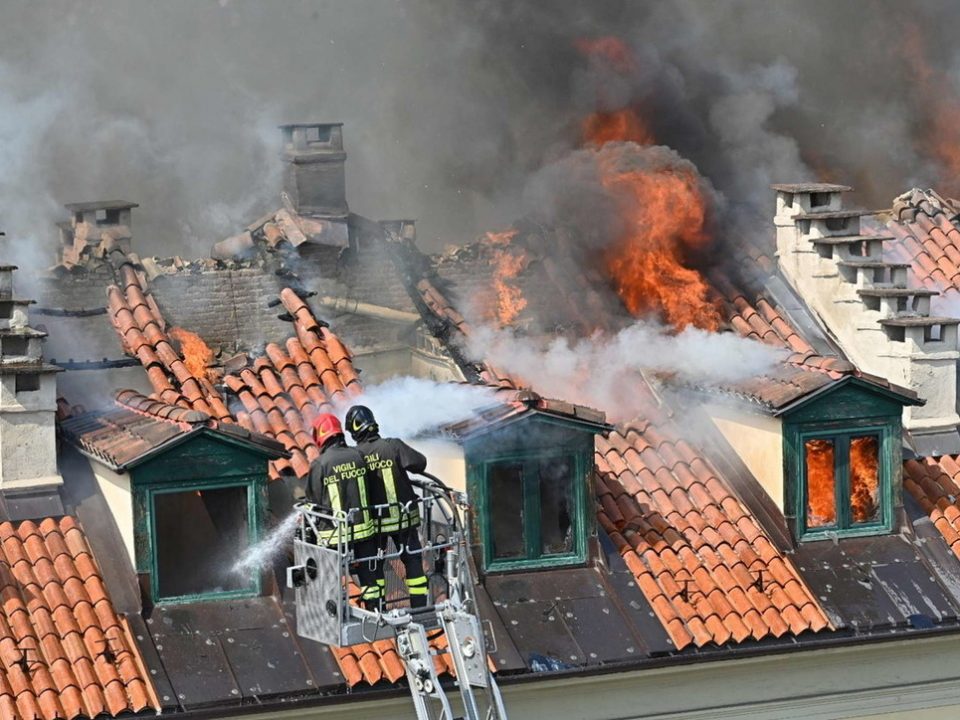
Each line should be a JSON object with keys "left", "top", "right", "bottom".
{"left": 304, "top": 413, "right": 383, "bottom": 611}
{"left": 345, "top": 405, "right": 430, "bottom": 608}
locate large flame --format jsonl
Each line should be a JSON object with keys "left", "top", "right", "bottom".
{"left": 169, "top": 326, "right": 215, "bottom": 382}
{"left": 849, "top": 435, "right": 880, "bottom": 523}
{"left": 581, "top": 106, "right": 722, "bottom": 331}
{"left": 902, "top": 24, "right": 960, "bottom": 195}
{"left": 583, "top": 109, "right": 654, "bottom": 147}
{"left": 804, "top": 438, "right": 836, "bottom": 528}
{"left": 485, "top": 230, "right": 528, "bottom": 325}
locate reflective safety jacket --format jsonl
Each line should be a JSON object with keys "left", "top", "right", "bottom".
{"left": 356, "top": 434, "right": 427, "bottom": 533}
{"left": 305, "top": 438, "right": 376, "bottom": 545}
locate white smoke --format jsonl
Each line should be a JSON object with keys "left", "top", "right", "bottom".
{"left": 464, "top": 322, "right": 784, "bottom": 421}
{"left": 338, "top": 376, "right": 498, "bottom": 440}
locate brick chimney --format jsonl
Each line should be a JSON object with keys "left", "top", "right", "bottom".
{"left": 280, "top": 123, "right": 348, "bottom": 218}
{"left": 59, "top": 200, "right": 137, "bottom": 266}
{"left": 774, "top": 183, "right": 960, "bottom": 449}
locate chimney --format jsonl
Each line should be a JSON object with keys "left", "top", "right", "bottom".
{"left": 0, "top": 264, "right": 62, "bottom": 491}
{"left": 60, "top": 200, "right": 137, "bottom": 266}
{"left": 774, "top": 183, "right": 960, "bottom": 449}
{"left": 280, "top": 123, "right": 348, "bottom": 218}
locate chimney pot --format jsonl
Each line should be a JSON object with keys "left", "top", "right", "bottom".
{"left": 280, "top": 123, "right": 348, "bottom": 218}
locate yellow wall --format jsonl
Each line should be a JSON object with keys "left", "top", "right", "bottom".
{"left": 706, "top": 403, "right": 785, "bottom": 512}
{"left": 92, "top": 460, "right": 136, "bottom": 569}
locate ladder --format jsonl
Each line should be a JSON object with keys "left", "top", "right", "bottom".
{"left": 287, "top": 478, "right": 508, "bottom": 720}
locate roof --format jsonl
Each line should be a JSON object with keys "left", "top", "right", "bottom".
{"left": 881, "top": 188, "right": 960, "bottom": 296}
{"left": 0, "top": 516, "right": 156, "bottom": 720}
{"left": 59, "top": 391, "right": 287, "bottom": 471}
{"left": 446, "top": 388, "right": 609, "bottom": 439}
{"left": 905, "top": 455, "right": 960, "bottom": 559}
{"left": 595, "top": 384, "right": 831, "bottom": 649}
{"left": 403, "top": 225, "right": 836, "bottom": 650}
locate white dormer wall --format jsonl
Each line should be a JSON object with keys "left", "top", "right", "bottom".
{"left": 774, "top": 185, "right": 960, "bottom": 440}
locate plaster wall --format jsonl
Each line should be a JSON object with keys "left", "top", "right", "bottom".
{"left": 706, "top": 404, "right": 784, "bottom": 512}
{"left": 91, "top": 461, "right": 136, "bottom": 567}
{"left": 775, "top": 192, "right": 960, "bottom": 439}
{"left": 408, "top": 438, "right": 465, "bottom": 493}
{"left": 0, "top": 411, "right": 60, "bottom": 488}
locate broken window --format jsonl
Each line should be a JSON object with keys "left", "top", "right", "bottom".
{"left": 801, "top": 430, "right": 885, "bottom": 537}
{"left": 489, "top": 464, "right": 525, "bottom": 560}
{"left": 15, "top": 373, "right": 39, "bottom": 393}
{"left": 152, "top": 485, "right": 256, "bottom": 600}
{"left": 482, "top": 453, "right": 583, "bottom": 570}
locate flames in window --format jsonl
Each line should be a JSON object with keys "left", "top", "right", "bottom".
{"left": 805, "top": 434, "right": 881, "bottom": 530}
{"left": 849, "top": 435, "right": 880, "bottom": 524}
{"left": 805, "top": 438, "right": 836, "bottom": 528}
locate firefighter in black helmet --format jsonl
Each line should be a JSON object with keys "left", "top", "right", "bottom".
{"left": 346, "top": 405, "right": 430, "bottom": 608}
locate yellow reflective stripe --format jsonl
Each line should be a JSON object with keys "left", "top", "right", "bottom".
{"left": 381, "top": 467, "right": 401, "bottom": 527}
{"left": 406, "top": 576, "right": 428, "bottom": 587}
{"left": 361, "top": 585, "right": 382, "bottom": 599}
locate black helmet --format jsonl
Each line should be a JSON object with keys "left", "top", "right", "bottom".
{"left": 346, "top": 405, "right": 379, "bottom": 440}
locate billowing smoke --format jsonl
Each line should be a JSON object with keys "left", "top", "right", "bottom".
{"left": 341, "top": 377, "right": 497, "bottom": 440}
{"left": 464, "top": 322, "right": 784, "bottom": 422}
{"left": 1, "top": 0, "right": 958, "bottom": 273}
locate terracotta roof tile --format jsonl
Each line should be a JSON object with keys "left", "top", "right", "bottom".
{"left": 597, "top": 389, "right": 832, "bottom": 649}
{"left": 0, "top": 517, "right": 156, "bottom": 719}
{"left": 904, "top": 454, "right": 960, "bottom": 558}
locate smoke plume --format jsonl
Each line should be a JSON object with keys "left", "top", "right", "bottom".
{"left": 465, "top": 322, "right": 784, "bottom": 422}
{"left": 1, "top": 0, "right": 958, "bottom": 272}
{"left": 342, "top": 377, "right": 497, "bottom": 440}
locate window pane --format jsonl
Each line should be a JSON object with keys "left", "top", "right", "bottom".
{"left": 850, "top": 435, "right": 881, "bottom": 524}
{"left": 805, "top": 438, "right": 836, "bottom": 528}
{"left": 489, "top": 464, "right": 524, "bottom": 559}
{"left": 539, "top": 457, "right": 574, "bottom": 556}
{"left": 154, "top": 486, "right": 252, "bottom": 598}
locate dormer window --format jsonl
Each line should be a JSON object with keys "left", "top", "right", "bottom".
{"left": 482, "top": 452, "right": 584, "bottom": 568}
{"left": 460, "top": 396, "right": 608, "bottom": 573}
{"left": 799, "top": 428, "right": 889, "bottom": 538}
{"left": 705, "top": 374, "right": 918, "bottom": 544}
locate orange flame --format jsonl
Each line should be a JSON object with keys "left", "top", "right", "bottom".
{"left": 169, "top": 326, "right": 215, "bottom": 381}
{"left": 586, "top": 109, "right": 721, "bottom": 331}
{"left": 583, "top": 109, "right": 654, "bottom": 147}
{"left": 484, "top": 230, "right": 528, "bottom": 325}
{"left": 850, "top": 435, "right": 879, "bottom": 523}
{"left": 804, "top": 438, "right": 837, "bottom": 528}
{"left": 902, "top": 24, "right": 960, "bottom": 195}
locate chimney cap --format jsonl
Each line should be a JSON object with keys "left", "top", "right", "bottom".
{"left": 278, "top": 122, "right": 344, "bottom": 130}
{"left": 63, "top": 200, "right": 139, "bottom": 213}
{"left": 771, "top": 183, "right": 852, "bottom": 193}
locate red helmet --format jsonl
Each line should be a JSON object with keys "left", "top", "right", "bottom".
{"left": 312, "top": 413, "right": 343, "bottom": 447}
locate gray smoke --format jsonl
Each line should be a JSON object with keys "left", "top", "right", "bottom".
{"left": 0, "top": 0, "right": 956, "bottom": 273}
{"left": 465, "top": 322, "right": 784, "bottom": 422}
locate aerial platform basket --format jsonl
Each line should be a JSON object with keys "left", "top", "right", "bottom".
{"left": 287, "top": 478, "right": 508, "bottom": 720}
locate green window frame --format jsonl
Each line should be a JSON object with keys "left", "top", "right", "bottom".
{"left": 138, "top": 476, "right": 264, "bottom": 604}
{"left": 789, "top": 421, "right": 895, "bottom": 541}
{"left": 475, "top": 450, "right": 589, "bottom": 572}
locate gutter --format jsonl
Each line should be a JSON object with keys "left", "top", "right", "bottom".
{"left": 165, "top": 620, "right": 960, "bottom": 720}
